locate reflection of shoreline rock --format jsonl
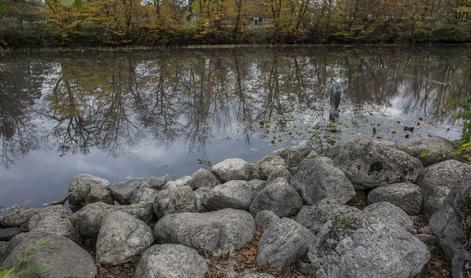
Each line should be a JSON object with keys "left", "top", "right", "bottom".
{"left": 1, "top": 137, "right": 469, "bottom": 277}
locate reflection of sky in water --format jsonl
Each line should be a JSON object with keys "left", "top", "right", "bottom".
{"left": 0, "top": 135, "right": 280, "bottom": 207}
{"left": 0, "top": 46, "right": 469, "bottom": 207}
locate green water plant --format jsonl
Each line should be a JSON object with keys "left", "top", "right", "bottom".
{"left": 0, "top": 239, "right": 53, "bottom": 278}
{"left": 453, "top": 97, "right": 471, "bottom": 162}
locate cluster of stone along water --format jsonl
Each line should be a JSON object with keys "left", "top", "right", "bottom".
{"left": 0, "top": 136, "right": 470, "bottom": 277}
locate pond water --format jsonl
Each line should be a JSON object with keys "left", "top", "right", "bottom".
{"left": 0, "top": 46, "right": 470, "bottom": 208}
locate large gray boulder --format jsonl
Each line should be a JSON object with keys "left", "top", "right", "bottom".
{"left": 254, "top": 210, "right": 280, "bottom": 231}
{"left": 419, "top": 159, "right": 471, "bottom": 219}
{"left": 272, "top": 143, "right": 310, "bottom": 172}
{"left": 147, "top": 176, "right": 169, "bottom": 190}
{"left": 68, "top": 174, "right": 113, "bottom": 209}
{"left": 211, "top": 158, "right": 253, "bottom": 182}
{"left": 328, "top": 139, "right": 423, "bottom": 190}
{"left": 363, "top": 201, "right": 414, "bottom": 232}
{"left": 194, "top": 187, "right": 211, "bottom": 212}
{"left": 399, "top": 136, "right": 455, "bottom": 166}
{"left": 69, "top": 203, "right": 113, "bottom": 237}
{"left": 163, "top": 176, "right": 192, "bottom": 189}
{"left": 256, "top": 218, "right": 314, "bottom": 269}
{"left": 71, "top": 202, "right": 154, "bottom": 237}
{"left": 204, "top": 180, "right": 255, "bottom": 211}
{"left": 188, "top": 168, "right": 221, "bottom": 189}
{"left": 154, "top": 209, "right": 255, "bottom": 255}
{"left": 430, "top": 174, "right": 471, "bottom": 277}
{"left": 0, "top": 206, "right": 40, "bottom": 228}
{"left": 368, "top": 182, "right": 422, "bottom": 215}
{"left": 256, "top": 154, "right": 291, "bottom": 181}
{"left": 134, "top": 244, "right": 208, "bottom": 278}
{"left": 291, "top": 156, "right": 355, "bottom": 205}
{"left": 0, "top": 241, "right": 7, "bottom": 264}
{"left": 117, "top": 202, "right": 155, "bottom": 226}
{"left": 308, "top": 217, "right": 430, "bottom": 278}
{"left": 153, "top": 185, "right": 198, "bottom": 218}
{"left": 295, "top": 200, "right": 363, "bottom": 234}
{"left": 28, "top": 205, "right": 80, "bottom": 243}
{"left": 0, "top": 227, "right": 25, "bottom": 241}
{"left": 249, "top": 177, "right": 302, "bottom": 217}
{"left": 291, "top": 140, "right": 316, "bottom": 156}
{"left": 2, "top": 232, "right": 97, "bottom": 278}
{"left": 110, "top": 178, "right": 158, "bottom": 204}
{"left": 96, "top": 211, "right": 154, "bottom": 265}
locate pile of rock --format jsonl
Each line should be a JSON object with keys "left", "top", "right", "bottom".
{"left": 0, "top": 136, "right": 469, "bottom": 278}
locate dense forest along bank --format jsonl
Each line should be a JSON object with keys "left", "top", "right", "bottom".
{"left": 0, "top": 0, "right": 470, "bottom": 47}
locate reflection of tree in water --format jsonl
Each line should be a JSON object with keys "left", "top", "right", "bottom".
{"left": 43, "top": 57, "right": 142, "bottom": 155}
{"left": 1, "top": 47, "right": 470, "bottom": 166}
{"left": 0, "top": 60, "right": 46, "bottom": 167}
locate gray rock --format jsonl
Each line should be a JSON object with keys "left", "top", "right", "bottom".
{"left": 368, "top": 182, "right": 422, "bottom": 215}
{"left": 308, "top": 218, "right": 430, "bottom": 278}
{"left": 297, "top": 261, "right": 316, "bottom": 276}
{"left": 419, "top": 159, "right": 471, "bottom": 219}
{"left": 363, "top": 201, "right": 414, "bottom": 232}
{"left": 266, "top": 168, "right": 292, "bottom": 182}
{"left": 305, "top": 150, "right": 320, "bottom": 159}
{"left": 117, "top": 202, "right": 155, "bottom": 226}
{"left": 0, "top": 206, "right": 40, "bottom": 228}
{"left": 189, "top": 168, "right": 221, "bottom": 189}
{"left": 194, "top": 187, "right": 211, "bottom": 212}
{"left": 256, "top": 154, "right": 290, "bottom": 180}
{"left": 68, "top": 174, "right": 113, "bottom": 209}
{"left": 238, "top": 273, "right": 275, "bottom": 278}
{"left": 416, "top": 234, "right": 441, "bottom": 253}
{"left": 2, "top": 232, "right": 97, "bottom": 278}
{"left": 154, "top": 185, "right": 198, "bottom": 218}
{"left": 295, "top": 200, "right": 362, "bottom": 234}
{"left": 71, "top": 202, "right": 111, "bottom": 237}
{"left": 249, "top": 177, "right": 302, "bottom": 217}
{"left": 291, "top": 156, "right": 355, "bottom": 205}
{"left": 110, "top": 178, "right": 158, "bottom": 204}
{"left": 0, "top": 241, "right": 7, "bottom": 264}
{"left": 154, "top": 209, "right": 255, "bottom": 255}
{"left": 248, "top": 179, "right": 266, "bottom": 193}
{"left": 163, "top": 176, "right": 193, "bottom": 189}
{"left": 0, "top": 227, "right": 25, "bottom": 241}
{"left": 96, "top": 211, "right": 154, "bottom": 265}
{"left": 147, "top": 176, "right": 169, "bottom": 190}
{"left": 292, "top": 140, "right": 316, "bottom": 157}
{"left": 273, "top": 145, "right": 306, "bottom": 172}
{"left": 255, "top": 210, "right": 280, "bottom": 231}
{"left": 429, "top": 175, "right": 471, "bottom": 277}
{"left": 329, "top": 139, "right": 423, "bottom": 190}
{"left": 211, "top": 158, "right": 253, "bottom": 182}
{"left": 256, "top": 218, "right": 314, "bottom": 269}
{"left": 134, "top": 244, "right": 208, "bottom": 278}
{"left": 71, "top": 202, "right": 154, "bottom": 237}
{"left": 205, "top": 180, "right": 254, "bottom": 211}
{"left": 250, "top": 167, "right": 265, "bottom": 180}
{"left": 28, "top": 205, "right": 80, "bottom": 243}
{"left": 399, "top": 136, "right": 455, "bottom": 166}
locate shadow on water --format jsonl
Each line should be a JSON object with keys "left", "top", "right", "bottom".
{"left": 0, "top": 45, "right": 470, "bottom": 207}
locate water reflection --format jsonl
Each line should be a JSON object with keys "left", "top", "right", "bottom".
{"left": 0, "top": 46, "right": 470, "bottom": 207}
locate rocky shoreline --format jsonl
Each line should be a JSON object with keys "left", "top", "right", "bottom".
{"left": 1, "top": 136, "right": 470, "bottom": 278}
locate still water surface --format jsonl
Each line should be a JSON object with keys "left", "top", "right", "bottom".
{"left": 0, "top": 46, "right": 470, "bottom": 207}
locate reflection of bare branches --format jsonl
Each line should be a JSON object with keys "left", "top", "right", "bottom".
{"left": 0, "top": 59, "right": 45, "bottom": 167}
{"left": 1, "top": 47, "right": 471, "bottom": 167}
